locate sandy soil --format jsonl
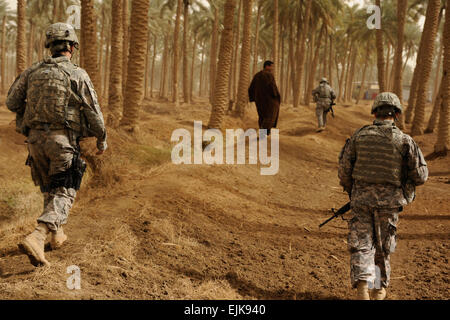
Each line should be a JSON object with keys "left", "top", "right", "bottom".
{"left": 0, "top": 97, "right": 448, "bottom": 300}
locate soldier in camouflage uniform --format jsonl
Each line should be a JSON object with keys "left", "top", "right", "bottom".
{"left": 338, "top": 92, "right": 428, "bottom": 300}
{"left": 312, "top": 78, "right": 336, "bottom": 132}
{"left": 6, "top": 23, "right": 107, "bottom": 267}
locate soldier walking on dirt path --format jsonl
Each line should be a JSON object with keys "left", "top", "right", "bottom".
{"left": 248, "top": 61, "right": 281, "bottom": 137}
{"left": 6, "top": 23, "right": 107, "bottom": 267}
{"left": 338, "top": 92, "right": 428, "bottom": 300}
{"left": 312, "top": 78, "right": 336, "bottom": 133}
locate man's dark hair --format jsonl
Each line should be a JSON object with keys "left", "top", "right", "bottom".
{"left": 374, "top": 105, "right": 400, "bottom": 119}
{"left": 263, "top": 61, "right": 274, "bottom": 69}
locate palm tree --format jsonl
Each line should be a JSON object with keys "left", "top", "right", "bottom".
{"left": 411, "top": 0, "right": 441, "bottom": 136}
{"left": 434, "top": 2, "right": 449, "bottom": 154}
{"left": 122, "top": 0, "right": 129, "bottom": 97}
{"left": 107, "top": 0, "right": 124, "bottom": 128}
{"left": 273, "top": 0, "right": 279, "bottom": 83}
{"left": 16, "top": 0, "right": 27, "bottom": 75}
{"left": 172, "top": 0, "right": 182, "bottom": 105}
{"left": 208, "top": 0, "right": 236, "bottom": 129}
{"left": 375, "top": 0, "right": 385, "bottom": 92}
{"left": 209, "top": 3, "right": 219, "bottom": 103}
{"left": 182, "top": 0, "right": 190, "bottom": 103}
{"left": 81, "top": 0, "right": 100, "bottom": 90}
{"left": 393, "top": 0, "right": 407, "bottom": 102}
{"left": 292, "top": 0, "right": 312, "bottom": 108}
{"left": 1, "top": 10, "right": 7, "bottom": 93}
{"left": 120, "top": 0, "right": 150, "bottom": 130}
{"left": 252, "top": 1, "right": 262, "bottom": 76}
{"left": 234, "top": 0, "right": 252, "bottom": 118}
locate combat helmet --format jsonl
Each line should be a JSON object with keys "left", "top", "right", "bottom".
{"left": 320, "top": 78, "right": 328, "bottom": 84}
{"left": 371, "top": 92, "right": 403, "bottom": 114}
{"left": 45, "top": 23, "right": 79, "bottom": 51}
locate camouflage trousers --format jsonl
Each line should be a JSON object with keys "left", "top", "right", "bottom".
{"left": 347, "top": 205, "right": 400, "bottom": 289}
{"left": 315, "top": 102, "right": 329, "bottom": 128}
{"left": 26, "top": 129, "right": 77, "bottom": 231}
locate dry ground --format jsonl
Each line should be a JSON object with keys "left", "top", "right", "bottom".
{"left": 0, "top": 96, "right": 448, "bottom": 300}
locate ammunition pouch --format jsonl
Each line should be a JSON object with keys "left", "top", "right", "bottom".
{"left": 44, "top": 151, "right": 86, "bottom": 192}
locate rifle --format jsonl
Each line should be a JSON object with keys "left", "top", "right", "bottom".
{"left": 319, "top": 202, "right": 351, "bottom": 228}
{"left": 326, "top": 101, "right": 336, "bottom": 118}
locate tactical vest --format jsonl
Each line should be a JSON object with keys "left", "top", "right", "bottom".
{"left": 318, "top": 84, "right": 331, "bottom": 99}
{"left": 352, "top": 124, "right": 404, "bottom": 187}
{"left": 24, "top": 60, "right": 82, "bottom": 132}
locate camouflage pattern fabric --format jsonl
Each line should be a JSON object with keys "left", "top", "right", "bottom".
{"left": 6, "top": 55, "right": 107, "bottom": 231}
{"left": 27, "top": 129, "right": 76, "bottom": 231}
{"left": 338, "top": 119, "right": 428, "bottom": 207}
{"left": 315, "top": 104, "right": 329, "bottom": 128}
{"left": 312, "top": 83, "right": 336, "bottom": 129}
{"left": 348, "top": 205, "right": 399, "bottom": 288}
{"left": 6, "top": 55, "right": 107, "bottom": 151}
{"left": 338, "top": 118, "right": 428, "bottom": 289}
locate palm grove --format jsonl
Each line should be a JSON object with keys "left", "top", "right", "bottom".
{"left": 2, "top": 0, "right": 450, "bottom": 154}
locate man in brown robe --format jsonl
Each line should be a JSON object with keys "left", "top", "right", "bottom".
{"left": 248, "top": 61, "right": 281, "bottom": 136}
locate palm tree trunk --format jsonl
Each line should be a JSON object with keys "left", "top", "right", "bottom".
{"left": 425, "top": 81, "right": 442, "bottom": 133}
{"left": 432, "top": 40, "right": 443, "bottom": 106}
{"left": 98, "top": 8, "right": 106, "bottom": 91}
{"left": 182, "top": 0, "right": 190, "bottom": 103}
{"left": 375, "top": 0, "right": 385, "bottom": 92}
{"left": 356, "top": 45, "right": 370, "bottom": 104}
{"left": 16, "top": 0, "right": 27, "bottom": 76}
{"left": 120, "top": 0, "right": 150, "bottom": 130}
{"left": 280, "top": 29, "right": 286, "bottom": 101}
{"left": 252, "top": 2, "right": 262, "bottom": 76}
{"left": 385, "top": 43, "right": 391, "bottom": 90}
{"left": 235, "top": 0, "right": 252, "bottom": 118}
{"left": 303, "top": 28, "right": 315, "bottom": 104}
{"left": 0, "top": 15, "right": 6, "bottom": 93}
{"left": 328, "top": 35, "right": 333, "bottom": 87}
{"left": 434, "top": 4, "right": 450, "bottom": 153}
{"left": 199, "top": 41, "right": 205, "bottom": 97}
{"left": 81, "top": 0, "right": 100, "bottom": 90}
{"left": 122, "top": 0, "right": 129, "bottom": 97}
{"left": 107, "top": 0, "right": 124, "bottom": 127}
{"left": 52, "top": 0, "right": 59, "bottom": 23}
{"left": 411, "top": 0, "right": 441, "bottom": 136}
{"left": 231, "top": 0, "right": 242, "bottom": 102}
{"left": 27, "top": 21, "right": 35, "bottom": 66}
{"left": 293, "top": 0, "right": 312, "bottom": 108}
{"left": 305, "top": 23, "right": 324, "bottom": 106}
{"left": 150, "top": 35, "right": 157, "bottom": 99}
{"left": 144, "top": 30, "right": 151, "bottom": 99}
{"left": 209, "top": 6, "right": 219, "bottom": 103}
{"left": 190, "top": 34, "right": 197, "bottom": 103}
{"left": 208, "top": 0, "right": 236, "bottom": 129}
{"left": 160, "top": 35, "right": 169, "bottom": 98}
{"left": 393, "top": 0, "right": 407, "bottom": 102}
{"left": 172, "top": 0, "right": 183, "bottom": 105}
{"left": 102, "top": 29, "right": 111, "bottom": 99}
{"left": 273, "top": 0, "right": 279, "bottom": 83}
{"left": 347, "top": 48, "right": 357, "bottom": 102}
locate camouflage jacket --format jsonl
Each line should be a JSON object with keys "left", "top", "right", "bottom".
{"left": 338, "top": 119, "right": 428, "bottom": 208}
{"left": 312, "top": 84, "right": 336, "bottom": 104}
{"left": 6, "top": 55, "right": 107, "bottom": 151}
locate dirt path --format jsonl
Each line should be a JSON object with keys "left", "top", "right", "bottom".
{"left": 0, "top": 99, "right": 448, "bottom": 300}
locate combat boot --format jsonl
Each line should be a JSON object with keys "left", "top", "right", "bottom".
{"left": 316, "top": 127, "right": 324, "bottom": 133}
{"left": 356, "top": 281, "right": 370, "bottom": 300}
{"left": 371, "top": 287, "right": 387, "bottom": 300}
{"left": 50, "top": 227, "right": 67, "bottom": 250}
{"left": 18, "top": 223, "right": 51, "bottom": 267}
